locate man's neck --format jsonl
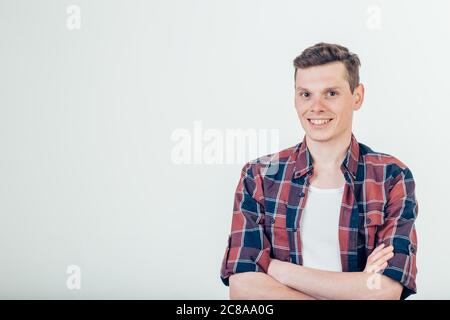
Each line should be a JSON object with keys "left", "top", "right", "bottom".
{"left": 305, "top": 130, "right": 352, "bottom": 171}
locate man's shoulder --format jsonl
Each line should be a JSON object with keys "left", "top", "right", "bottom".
{"left": 358, "top": 142, "right": 413, "bottom": 178}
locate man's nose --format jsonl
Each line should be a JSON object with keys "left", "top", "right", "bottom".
{"left": 310, "top": 97, "right": 326, "bottom": 112}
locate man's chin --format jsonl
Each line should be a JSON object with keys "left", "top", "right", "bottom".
{"left": 305, "top": 131, "right": 335, "bottom": 143}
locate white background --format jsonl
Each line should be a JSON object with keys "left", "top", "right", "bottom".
{"left": 0, "top": 0, "right": 449, "bottom": 299}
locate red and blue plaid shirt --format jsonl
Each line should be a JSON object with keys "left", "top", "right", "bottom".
{"left": 220, "top": 133, "right": 418, "bottom": 299}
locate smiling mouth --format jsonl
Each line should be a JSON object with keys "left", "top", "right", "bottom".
{"left": 307, "top": 118, "right": 333, "bottom": 126}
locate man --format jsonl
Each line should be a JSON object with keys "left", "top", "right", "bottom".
{"left": 219, "top": 43, "right": 418, "bottom": 300}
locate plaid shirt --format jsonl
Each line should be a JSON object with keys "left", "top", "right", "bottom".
{"left": 220, "top": 133, "right": 418, "bottom": 299}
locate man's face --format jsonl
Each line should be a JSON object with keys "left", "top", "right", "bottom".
{"left": 294, "top": 61, "right": 364, "bottom": 143}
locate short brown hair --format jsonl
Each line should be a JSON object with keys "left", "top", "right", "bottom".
{"left": 293, "top": 42, "right": 361, "bottom": 93}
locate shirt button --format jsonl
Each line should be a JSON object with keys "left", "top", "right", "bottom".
{"left": 299, "top": 192, "right": 305, "bottom": 197}
{"left": 271, "top": 217, "right": 275, "bottom": 224}
{"left": 366, "top": 218, "right": 372, "bottom": 224}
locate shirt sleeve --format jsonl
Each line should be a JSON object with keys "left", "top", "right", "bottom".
{"left": 220, "top": 162, "right": 272, "bottom": 286}
{"left": 379, "top": 167, "right": 418, "bottom": 299}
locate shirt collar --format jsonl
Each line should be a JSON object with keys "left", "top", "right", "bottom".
{"left": 293, "top": 132, "right": 360, "bottom": 180}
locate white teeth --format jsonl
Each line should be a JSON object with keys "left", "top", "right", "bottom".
{"left": 309, "top": 119, "right": 331, "bottom": 125}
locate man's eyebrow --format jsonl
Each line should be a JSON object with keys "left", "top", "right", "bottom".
{"left": 323, "top": 86, "right": 342, "bottom": 91}
{"left": 295, "top": 86, "right": 343, "bottom": 92}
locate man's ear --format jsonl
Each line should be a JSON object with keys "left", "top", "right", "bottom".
{"left": 353, "top": 83, "right": 364, "bottom": 111}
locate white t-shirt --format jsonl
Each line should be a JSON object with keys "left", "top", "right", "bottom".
{"left": 300, "top": 184, "right": 344, "bottom": 272}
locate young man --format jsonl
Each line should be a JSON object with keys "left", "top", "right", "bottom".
{"left": 220, "top": 43, "right": 418, "bottom": 300}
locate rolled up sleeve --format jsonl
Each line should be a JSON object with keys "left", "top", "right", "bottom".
{"left": 379, "top": 167, "right": 418, "bottom": 299}
{"left": 220, "top": 162, "right": 272, "bottom": 286}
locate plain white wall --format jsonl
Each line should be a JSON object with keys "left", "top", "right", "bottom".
{"left": 0, "top": 0, "right": 449, "bottom": 299}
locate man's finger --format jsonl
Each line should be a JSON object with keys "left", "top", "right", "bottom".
{"left": 368, "top": 245, "right": 393, "bottom": 263}
{"left": 371, "top": 243, "right": 385, "bottom": 255}
{"left": 371, "top": 251, "right": 394, "bottom": 267}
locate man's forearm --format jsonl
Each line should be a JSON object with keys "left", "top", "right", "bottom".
{"left": 269, "top": 260, "right": 402, "bottom": 300}
{"left": 229, "top": 272, "right": 316, "bottom": 300}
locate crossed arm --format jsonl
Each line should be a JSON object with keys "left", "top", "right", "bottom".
{"left": 229, "top": 244, "right": 403, "bottom": 300}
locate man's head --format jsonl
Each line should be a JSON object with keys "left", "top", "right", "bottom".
{"left": 293, "top": 42, "right": 364, "bottom": 143}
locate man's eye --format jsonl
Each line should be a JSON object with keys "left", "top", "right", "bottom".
{"left": 301, "top": 92, "right": 310, "bottom": 98}
{"left": 328, "top": 91, "right": 337, "bottom": 97}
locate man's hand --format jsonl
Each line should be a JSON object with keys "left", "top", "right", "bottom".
{"left": 364, "top": 243, "right": 394, "bottom": 274}
{"left": 266, "top": 243, "right": 402, "bottom": 299}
